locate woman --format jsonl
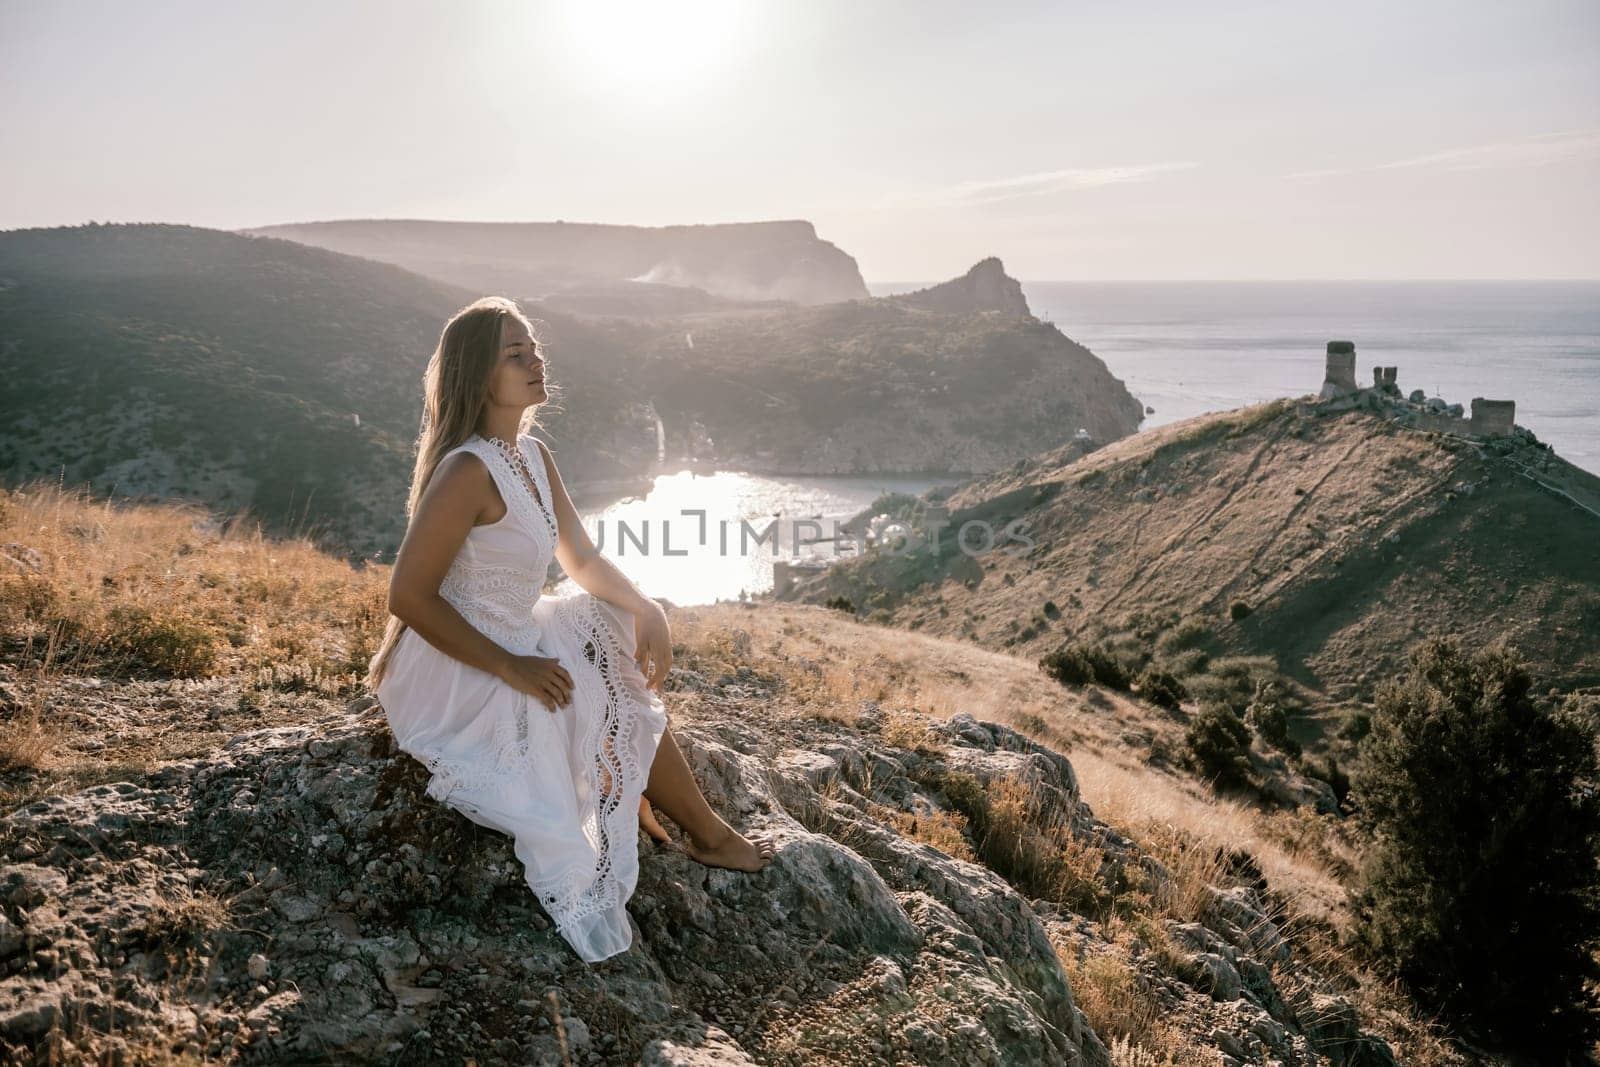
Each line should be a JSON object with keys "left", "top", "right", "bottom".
{"left": 365, "top": 296, "right": 775, "bottom": 964}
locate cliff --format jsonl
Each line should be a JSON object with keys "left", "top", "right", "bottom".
{"left": 640, "top": 260, "right": 1145, "bottom": 476}
{"left": 885, "top": 257, "right": 1031, "bottom": 317}
{"left": 240, "top": 219, "right": 870, "bottom": 309}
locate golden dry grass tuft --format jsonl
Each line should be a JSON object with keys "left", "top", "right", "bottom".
{"left": 0, "top": 481, "right": 387, "bottom": 692}
{"left": 1054, "top": 944, "right": 1219, "bottom": 1066}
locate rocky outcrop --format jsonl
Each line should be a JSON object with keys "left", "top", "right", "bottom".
{"left": 241, "top": 219, "right": 870, "bottom": 308}
{"left": 0, "top": 700, "right": 1103, "bottom": 1065}
{"left": 887, "top": 258, "right": 1031, "bottom": 318}
{"left": 0, "top": 684, "right": 1393, "bottom": 1065}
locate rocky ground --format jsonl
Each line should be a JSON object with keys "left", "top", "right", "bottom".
{"left": 0, "top": 667, "right": 1396, "bottom": 1066}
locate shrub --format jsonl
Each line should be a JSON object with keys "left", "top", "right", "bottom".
{"left": 1228, "top": 600, "right": 1253, "bottom": 621}
{"left": 1185, "top": 656, "right": 1292, "bottom": 717}
{"left": 1183, "top": 704, "right": 1252, "bottom": 789}
{"left": 102, "top": 603, "right": 221, "bottom": 677}
{"left": 1244, "top": 680, "right": 1300, "bottom": 756}
{"left": 1154, "top": 617, "right": 1211, "bottom": 657}
{"left": 1039, "top": 643, "right": 1130, "bottom": 690}
{"left": 823, "top": 595, "right": 855, "bottom": 614}
{"left": 1350, "top": 639, "right": 1600, "bottom": 1056}
{"left": 1154, "top": 648, "right": 1210, "bottom": 677}
{"left": 1135, "top": 667, "right": 1186, "bottom": 711}
{"left": 1336, "top": 709, "right": 1372, "bottom": 743}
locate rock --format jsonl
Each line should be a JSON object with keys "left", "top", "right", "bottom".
{"left": 0, "top": 709, "right": 1113, "bottom": 1065}
{"left": 0, "top": 992, "right": 58, "bottom": 1041}
{"left": 641, "top": 1023, "right": 757, "bottom": 1065}
{"left": 1192, "top": 951, "right": 1243, "bottom": 1001}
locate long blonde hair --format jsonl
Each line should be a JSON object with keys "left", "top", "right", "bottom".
{"left": 365, "top": 296, "right": 546, "bottom": 690}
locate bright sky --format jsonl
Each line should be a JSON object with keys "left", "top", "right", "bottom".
{"left": 2, "top": 0, "right": 1597, "bottom": 279}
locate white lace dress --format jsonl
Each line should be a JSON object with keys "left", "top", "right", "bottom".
{"left": 375, "top": 432, "right": 671, "bottom": 963}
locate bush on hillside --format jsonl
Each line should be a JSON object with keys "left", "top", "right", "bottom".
{"left": 1135, "top": 667, "right": 1186, "bottom": 711}
{"left": 1244, "top": 680, "right": 1301, "bottom": 757}
{"left": 1039, "top": 643, "right": 1130, "bottom": 690}
{"left": 1350, "top": 639, "right": 1600, "bottom": 1057}
{"left": 1183, "top": 704, "right": 1253, "bottom": 790}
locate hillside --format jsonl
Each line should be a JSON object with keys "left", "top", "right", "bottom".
{"left": 0, "top": 222, "right": 463, "bottom": 558}
{"left": 790, "top": 398, "right": 1600, "bottom": 717}
{"left": 0, "top": 483, "right": 1437, "bottom": 1065}
{"left": 0, "top": 227, "right": 1145, "bottom": 559}
{"left": 241, "top": 218, "right": 870, "bottom": 310}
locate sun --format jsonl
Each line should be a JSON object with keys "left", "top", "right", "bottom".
{"left": 549, "top": 0, "right": 751, "bottom": 98}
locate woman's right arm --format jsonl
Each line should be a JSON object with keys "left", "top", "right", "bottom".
{"left": 386, "top": 452, "right": 572, "bottom": 709}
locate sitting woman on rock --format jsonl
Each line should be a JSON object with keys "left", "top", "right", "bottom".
{"left": 364, "top": 296, "right": 775, "bottom": 963}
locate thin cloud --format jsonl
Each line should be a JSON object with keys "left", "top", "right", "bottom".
{"left": 903, "top": 161, "right": 1199, "bottom": 206}
{"left": 1287, "top": 130, "right": 1600, "bottom": 180}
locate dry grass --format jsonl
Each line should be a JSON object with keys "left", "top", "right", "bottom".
{"left": 139, "top": 884, "right": 232, "bottom": 950}
{"left": 1, "top": 481, "right": 387, "bottom": 692}
{"left": 676, "top": 602, "right": 1351, "bottom": 926}
{"left": 1069, "top": 746, "right": 1350, "bottom": 929}
{"left": 879, "top": 806, "right": 978, "bottom": 863}
{"left": 0, "top": 482, "right": 385, "bottom": 809}
{"left": 673, "top": 602, "right": 1105, "bottom": 752}
{"left": 1055, "top": 946, "right": 1219, "bottom": 1066}
{"left": 920, "top": 766, "right": 1116, "bottom": 918}
{"left": 677, "top": 602, "right": 1475, "bottom": 1060}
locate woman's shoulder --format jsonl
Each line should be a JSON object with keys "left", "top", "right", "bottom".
{"left": 432, "top": 441, "right": 494, "bottom": 492}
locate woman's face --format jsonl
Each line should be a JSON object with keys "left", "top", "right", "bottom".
{"left": 488, "top": 316, "right": 548, "bottom": 409}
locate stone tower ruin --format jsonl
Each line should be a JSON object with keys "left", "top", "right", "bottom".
{"left": 1319, "top": 341, "right": 1357, "bottom": 400}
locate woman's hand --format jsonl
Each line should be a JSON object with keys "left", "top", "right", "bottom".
{"left": 497, "top": 653, "right": 575, "bottom": 712}
{"left": 633, "top": 601, "right": 673, "bottom": 691}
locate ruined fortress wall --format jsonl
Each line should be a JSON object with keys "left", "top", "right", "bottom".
{"left": 1471, "top": 399, "right": 1516, "bottom": 437}
{"left": 1410, "top": 411, "right": 1472, "bottom": 435}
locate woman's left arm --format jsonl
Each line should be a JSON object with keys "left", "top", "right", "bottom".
{"left": 533, "top": 437, "right": 673, "bottom": 688}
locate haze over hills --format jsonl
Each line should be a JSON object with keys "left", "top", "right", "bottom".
{"left": 0, "top": 223, "right": 1144, "bottom": 558}
{"left": 240, "top": 218, "right": 870, "bottom": 312}
{"left": 792, "top": 397, "right": 1600, "bottom": 712}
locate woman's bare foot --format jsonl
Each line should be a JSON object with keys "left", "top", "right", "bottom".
{"left": 684, "top": 822, "right": 777, "bottom": 873}
{"left": 638, "top": 797, "right": 672, "bottom": 845}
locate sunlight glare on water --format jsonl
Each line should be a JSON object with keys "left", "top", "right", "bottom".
{"left": 551, "top": 467, "right": 953, "bottom": 606}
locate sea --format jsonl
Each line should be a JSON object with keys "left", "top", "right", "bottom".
{"left": 561, "top": 280, "right": 1599, "bottom": 605}
{"left": 873, "top": 279, "right": 1600, "bottom": 477}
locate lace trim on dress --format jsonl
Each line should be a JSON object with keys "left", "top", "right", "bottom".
{"left": 516, "top": 435, "right": 560, "bottom": 542}
{"left": 476, "top": 434, "right": 558, "bottom": 547}
{"left": 438, "top": 562, "right": 541, "bottom": 653}
{"left": 524, "top": 593, "right": 653, "bottom": 933}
